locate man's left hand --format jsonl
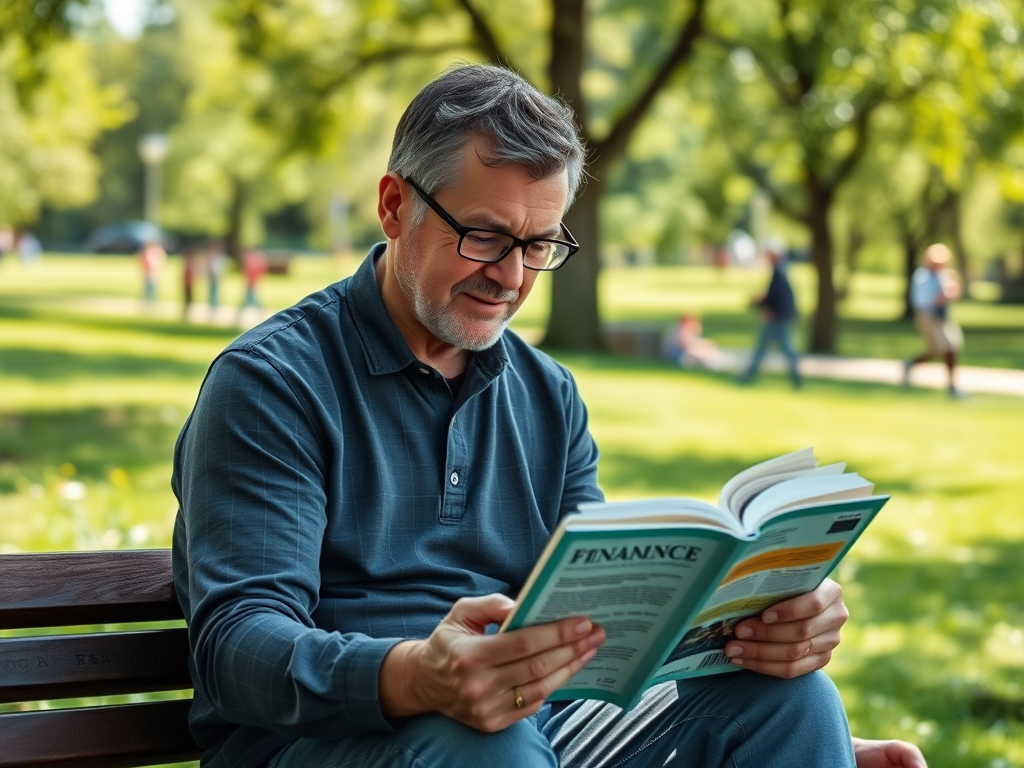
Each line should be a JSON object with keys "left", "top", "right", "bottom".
{"left": 723, "top": 578, "right": 848, "bottom": 678}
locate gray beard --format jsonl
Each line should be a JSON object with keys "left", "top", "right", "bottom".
{"left": 415, "top": 276, "right": 519, "bottom": 351}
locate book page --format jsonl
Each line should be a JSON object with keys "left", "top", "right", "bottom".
{"left": 726, "top": 463, "right": 847, "bottom": 520}
{"left": 501, "top": 524, "right": 737, "bottom": 709}
{"left": 573, "top": 498, "right": 736, "bottom": 532}
{"left": 716, "top": 447, "right": 818, "bottom": 513}
{"left": 648, "top": 495, "right": 888, "bottom": 683}
{"left": 741, "top": 473, "right": 874, "bottom": 530}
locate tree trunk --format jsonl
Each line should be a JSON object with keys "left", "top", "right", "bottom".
{"left": 902, "top": 232, "right": 917, "bottom": 320}
{"left": 805, "top": 174, "right": 838, "bottom": 353}
{"left": 225, "top": 178, "right": 246, "bottom": 264}
{"left": 542, "top": 0, "right": 604, "bottom": 351}
{"left": 944, "top": 190, "right": 969, "bottom": 282}
{"left": 542, "top": 177, "right": 605, "bottom": 350}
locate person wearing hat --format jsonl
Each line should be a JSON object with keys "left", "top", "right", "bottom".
{"left": 903, "top": 243, "right": 966, "bottom": 398}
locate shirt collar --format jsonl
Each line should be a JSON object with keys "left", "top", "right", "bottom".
{"left": 346, "top": 243, "right": 509, "bottom": 380}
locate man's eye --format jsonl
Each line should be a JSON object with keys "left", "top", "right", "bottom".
{"left": 466, "top": 233, "right": 501, "bottom": 246}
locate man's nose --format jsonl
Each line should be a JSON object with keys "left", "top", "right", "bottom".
{"left": 483, "top": 245, "right": 526, "bottom": 288}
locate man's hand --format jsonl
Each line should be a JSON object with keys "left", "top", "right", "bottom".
{"left": 853, "top": 737, "right": 928, "bottom": 768}
{"left": 379, "top": 594, "right": 605, "bottom": 732}
{"left": 723, "top": 578, "right": 848, "bottom": 677}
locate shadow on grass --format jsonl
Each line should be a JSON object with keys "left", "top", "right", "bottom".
{"left": 0, "top": 347, "right": 211, "bottom": 382}
{"left": 0, "top": 406, "right": 183, "bottom": 487}
{"left": 0, "top": 299, "right": 243, "bottom": 341}
{"left": 838, "top": 538, "right": 1024, "bottom": 734}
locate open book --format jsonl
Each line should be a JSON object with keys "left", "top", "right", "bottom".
{"left": 500, "top": 448, "right": 887, "bottom": 710}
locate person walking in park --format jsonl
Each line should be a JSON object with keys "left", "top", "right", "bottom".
{"left": 137, "top": 239, "right": 166, "bottom": 307}
{"left": 181, "top": 242, "right": 201, "bottom": 320}
{"left": 15, "top": 228, "right": 42, "bottom": 267}
{"left": 737, "top": 240, "right": 802, "bottom": 388}
{"left": 171, "top": 64, "right": 925, "bottom": 768}
{"left": 237, "top": 246, "right": 268, "bottom": 320}
{"left": 903, "top": 243, "right": 966, "bottom": 398}
{"left": 204, "top": 239, "right": 226, "bottom": 316}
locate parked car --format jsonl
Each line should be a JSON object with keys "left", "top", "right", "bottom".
{"left": 85, "top": 221, "right": 175, "bottom": 254}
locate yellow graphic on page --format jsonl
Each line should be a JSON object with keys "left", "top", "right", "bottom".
{"left": 722, "top": 543, "right": 845, "bottom": 585}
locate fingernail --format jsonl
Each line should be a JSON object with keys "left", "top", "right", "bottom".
{"left": 735, "top": 626, "right": 753, "bottom": 639}
{"left": 575, "top": 619, "right": 592, "bottom": 635}
{"left": 724, "top": 644, "right": 742, "bottom": 657}
{"left": 763, "top": 611, "right": 778, "bottom": 624}
{"left": 731, "top": 657, "right": 745, "bottom": 666}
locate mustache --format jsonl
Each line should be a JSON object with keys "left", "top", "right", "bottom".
{"left": 451, "top": 277, "right": 519, "bottom": 303}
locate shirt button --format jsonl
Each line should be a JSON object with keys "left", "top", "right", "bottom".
{"left": 449, "top": 471, "right": 460, "bottom": 486}
{"left": 419, "top": 367, "right": 430, "bottom": 375}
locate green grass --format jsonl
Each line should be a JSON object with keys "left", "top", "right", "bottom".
{"left": 2, "top": 254, "right": 1023, "bottom": 766}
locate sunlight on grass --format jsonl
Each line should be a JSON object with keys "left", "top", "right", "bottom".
{"left": 2, "top": 255, "right": 1023, "bottom": 767}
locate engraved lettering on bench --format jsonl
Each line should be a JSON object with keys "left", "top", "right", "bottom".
{"left": 75, "top": 649, "right": 167, "bottom": 666}
{"left": 0, "top": 657, "right": 32, "bottom": 673}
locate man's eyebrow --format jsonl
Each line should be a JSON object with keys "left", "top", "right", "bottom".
{"left": 475, "top": 217, "right": 563, "bottom": 240}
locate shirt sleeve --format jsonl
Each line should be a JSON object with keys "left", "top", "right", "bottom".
{"left": 174, "top": 349, "right": 401, "bottom": 739}
{"left": 910, "top": 268, "right": 938, "bottom": 311}
{"left": 556, "top": 367, "right": 605, "bottom": 519}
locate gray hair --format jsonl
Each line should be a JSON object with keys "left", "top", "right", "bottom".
{"left": 388, "top": 64, "right": 587, "bottom": 223}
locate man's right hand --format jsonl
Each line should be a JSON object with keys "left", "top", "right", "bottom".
{"left": 378, "top": 594, "right": 605, "bottom": 732}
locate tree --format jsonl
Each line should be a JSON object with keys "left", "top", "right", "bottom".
{"left": 158, "top": 0, "right": 471, "bottom": 259}
{"left": 0, "top": 0, "right": 131, "bottom": 227}
{"left": 697, "top": 0, "right": 967, "bottom": 353}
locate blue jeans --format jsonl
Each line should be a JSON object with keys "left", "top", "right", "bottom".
{"left": 742, "top": 319, "right": 801, "bottom": 385}
{"left": 267, "top": 671, "right": 855, "bottom": 768}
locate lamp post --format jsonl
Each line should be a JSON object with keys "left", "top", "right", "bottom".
{"left": 137, "top": 133, "right": 170, "bottom": 225}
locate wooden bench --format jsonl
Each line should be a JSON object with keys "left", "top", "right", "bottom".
{"left": 0, "top": 549, "right": 202, "bottom": 767}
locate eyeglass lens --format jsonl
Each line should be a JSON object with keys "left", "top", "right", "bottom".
{"left": 460, "top": 231, "right": 570, "bottom": 270}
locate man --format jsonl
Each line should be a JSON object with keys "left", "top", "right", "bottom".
{"left": 172, "top": 64, "right": 925, "bottom": 768}
{"left": 903, "top": 243, "right": 965, "bottom": 397}
{"left": 736, "top": 241, "right": 802, "bottom": 388}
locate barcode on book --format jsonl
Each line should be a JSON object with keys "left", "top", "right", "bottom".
{"left": 696, "top": 652, "right": 730, "bottom": 671}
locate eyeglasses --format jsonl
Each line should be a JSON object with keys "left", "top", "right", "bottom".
{"left": 405, "top": 177, "right": 579, "bottom": 271}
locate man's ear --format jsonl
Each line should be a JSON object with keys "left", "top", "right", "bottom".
{"left": 378, "top": 172, "right": 405, "bottom": 239}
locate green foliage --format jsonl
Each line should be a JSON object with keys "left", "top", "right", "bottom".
{"left": 0, "top": 26, "right": 131, "bottom": 225}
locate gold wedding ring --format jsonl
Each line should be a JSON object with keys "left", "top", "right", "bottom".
{"left": 514, "top": 686, "right": 524, "bottom": 709}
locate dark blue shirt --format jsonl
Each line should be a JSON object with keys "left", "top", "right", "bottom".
{"left": 759, "top": 263, "right": 797, "bottom": 322}
{"left": 171, "top": 245, "right": 603, "bottom": 767}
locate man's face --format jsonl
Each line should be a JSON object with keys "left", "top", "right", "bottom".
{"left": 391, "top": 138, "right": 569, "bottom": 352}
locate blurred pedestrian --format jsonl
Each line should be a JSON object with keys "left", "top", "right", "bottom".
{"left": 0, "top": 224, "right": 14, "bottom": 263}
{"left": 238, "top": 247, "right": 268, "bottom": 319}
{"left": 181, "top": 242, "right": 201, "bottom": 320}
{"left": 205, "top": 240, "right": 226, "bottom": 316}
{"left": 903, "top": 243, "right": 965, "bottom": 398}
{"left": 138, "top": 239, "right": 166, "bottom": 306}
{"left": 663, "top": 313, "right": 721, "bottom": 369}
{"left": 16, "top": 229, "right": 42, "bottom": 267}
{"left": 736, "top": 241, "right": 802, "bottom": 388}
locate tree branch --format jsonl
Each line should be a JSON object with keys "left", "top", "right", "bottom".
{"left": 704, "top": 31, "right": 800, "bottom": 108}
{"left": 452, "top": 0, "right": 513, "bottom": 67}
{"left": 592, "top": 0, "right": 708, "bottom": 176}
{"left": 314, "top": 41, "right": 476, "bottom": 96}
{"left": 716, "top": 109, "right": 805, "bottom": 222}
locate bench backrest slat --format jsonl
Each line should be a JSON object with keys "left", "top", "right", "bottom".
{"left": 0, "top": 628, "right": 192, "bottom": 704}
{"left": 0, "top": 550, "right": 182, "bottom": 628}
{"left": 0, "top": 699, "right": 201, "bottom": 768}
{"left": 0, "top": 550, "right": 202, "bottom": 767}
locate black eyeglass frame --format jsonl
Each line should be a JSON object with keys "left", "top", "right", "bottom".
{"left": 404, "top": 177, "right": 580, "bottom": 271}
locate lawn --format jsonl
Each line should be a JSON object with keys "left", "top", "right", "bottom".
{"left": 1, "top": 254, "right": 1022, "bottom": 767}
